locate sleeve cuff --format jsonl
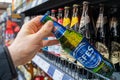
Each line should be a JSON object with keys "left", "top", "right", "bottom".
{"left": 3, "top": 45, "right": 17, "bottom": 79}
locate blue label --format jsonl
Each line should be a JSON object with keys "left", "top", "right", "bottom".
{"left": 53, "top": 21, "right": 66, "bottom": 39}
{"left": 71, "top": 38, "right": 102, "bottom": 68}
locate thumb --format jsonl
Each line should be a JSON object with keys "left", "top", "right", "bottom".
{"left": 35, "top": 20, "right": 53, "bottom": 40}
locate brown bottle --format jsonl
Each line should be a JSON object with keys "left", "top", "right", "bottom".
{"left": 95, "top": 4, "right": 110, "bottom": 59}
{"left": 63, "top": 6, "right": 71, "bottom": 29}
{"left": 109, "top": 7, "right": 120, "bottom": 71}
{"left": 70, "top": 4, "right": 80, "bottom": 32}
{"left": 79, "top": 1, "right": 96, "bottom": 45}
{"left": 24, "top": 62, "right": 34, "bottom": 79}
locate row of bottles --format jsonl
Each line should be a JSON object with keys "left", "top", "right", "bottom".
{"left": 17, "top": 62, "right": 52, "bottom": 80}
{"left": 46, "top": 1, "right": 120, "bottom": 72}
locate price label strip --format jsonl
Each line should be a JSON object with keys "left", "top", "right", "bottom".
{"left": 32, "top": 55, "right": 74, "bottom": 80}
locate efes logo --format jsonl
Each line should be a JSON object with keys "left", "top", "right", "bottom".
{"left": 72, "top": 42, "right": 86, "bottom": 57}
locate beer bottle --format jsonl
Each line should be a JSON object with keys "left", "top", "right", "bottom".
{"left": 79, "top": 1, "right": 96, "bottom": 45}
{"left": 40, "top": 14, "right": 115, "bottom": 78}
{"left": 95, "top": 4, "right": 110, "bottom": 59}
{"left": 109, "top": 7, "right": 120, "bottom": 71}
{"left": 24, "top": 62, "right": 34, "bottom": 79}
{"left": 63, "top": 6, "right": 71, "bottom": 29}
{"left": 58, "top": 8, "right": 64, "bottom": 25}
{"left": 70, "top": 4, "right": 79, "bottom": 32}
{"left": 51, "top": 9, "right": 57, "bottom": 18}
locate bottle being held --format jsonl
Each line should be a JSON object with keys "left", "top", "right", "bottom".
{"left": 70, "top": 4, "right": 80, "bottom": 32}
{"left": 57, "top": 8, "right": 64, "bottom": 25}
{"left": 95, "top": 4, "right": 110, "bottom": 59}
{"left": 79, "top": 1, "right": 96, "bottom": 45}
{"left": 63, "top": 6, "right": 71, "bottom": 29}
{"left": 109, "top": 7, "right": 120, "bottom": 71}
{"left": 40, "top": 14, "right": 115, "bottom": 78}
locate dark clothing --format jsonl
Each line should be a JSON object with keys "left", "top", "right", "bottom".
{"left": 0, "top": 45, "right": 17, "bottom": 80}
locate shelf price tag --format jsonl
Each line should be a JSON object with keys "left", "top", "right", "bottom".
{"left": 53, "top": 69, "right": 64, "bottom": 80}
{"left": 32, "top": 0, "right": 37, "bottom": 8}
{"left": 32, "top": 55, "right": 50, "bottom": 73}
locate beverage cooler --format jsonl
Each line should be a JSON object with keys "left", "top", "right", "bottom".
{"left": 13, "top": 0, "right": 120, "bottom": 80}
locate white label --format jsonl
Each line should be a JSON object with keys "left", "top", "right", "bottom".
{"left": 53, "top": 69, "right": 64, "bottom": 80}
{"left": 32, "top": 0, "right": 37, "bottom": 7}
{"left": 32, "top": 55, "right": 50, "bottom": 73}
{"left": 79, "top": 15, "right": 90, "bottom": 28}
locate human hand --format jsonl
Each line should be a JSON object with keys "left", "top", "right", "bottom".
{"left": 8, "top": 16, "right": 59, "bottom": 66}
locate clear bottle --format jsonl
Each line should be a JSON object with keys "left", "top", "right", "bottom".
{"left": 109, "top": 7, "right": 120, "bottom": 72}
{"left": 57, "top": 8, "right": 64, "bottom": 25}
{"left": 70, "top": 4, "right": 80, "bottom": 32}
{"left": 63, "top": 6, "right": 71, "bottom": 29}
{"left": 79, "top": 1, "right": 96, "bottom": 45}
{"left": 40, "top": 14, "right": 115, "bottom": 78}
{"left": 95, "top": 4, "right": 110, "bottom": 59}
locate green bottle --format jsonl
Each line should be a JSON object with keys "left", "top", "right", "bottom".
{"left": 40, "top": 14, "right": 115, "bottom": 78}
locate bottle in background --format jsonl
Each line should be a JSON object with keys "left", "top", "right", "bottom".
{"left": 70, "top": 4, "right": 80, "bottom": 32}
{"left": 24, "top": 62, "right": 34, "bottom": 79}
{"left": 40, "top": 14, "right": 115, "bottom": 78}
{"left": 95, "top": 4, "right": 110, "bottom": 59}
{"left": 63, "top": 6, "right": 71, "bottom": 29}
{"left": 79, "top": 1, "right": 96, "bottom": 45}
{"left": 57, "top": 8, "right": 64, "bottom": 25}
{"left": 109, "top": 7, "right": 120, "bottom": 72}
{"left": 51, "top": 9, "right": 57, "bottom": 18}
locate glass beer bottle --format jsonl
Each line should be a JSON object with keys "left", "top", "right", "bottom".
{"left": 40, "top": 14, "right": 115, "bottom": 78}
{"left": 95, "top": 4, "right": 110, "bottom": 59}
{"left": 79, "top": 1, "right": 96, "bottom": 45}
{"left": 70, "top": 4, "right": 80, "bottom": 32}
{"left": 58, "top": 8, "right": 64, "bottom": 25}
{"left": 63, "top": 6, "right": 71, "bottom": 29}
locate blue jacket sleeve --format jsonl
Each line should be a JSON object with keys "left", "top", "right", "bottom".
{"left": 0, "top": 45, "right": 17, "bottom": 80}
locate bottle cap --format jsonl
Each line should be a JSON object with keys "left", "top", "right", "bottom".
{"left": 51, "top": 9, "right": 57, "bottom": 12}
{"left": 83, "top": 1, "right": 89, "bottom": 4}
{"left": 73, "top": 4, "right": 79, "bottom": 7}
{"left": 58, "top": 8, "right": 64, "bottom": 11}
{"left": 64, "top": 6, "right": 70, "bottom": 9}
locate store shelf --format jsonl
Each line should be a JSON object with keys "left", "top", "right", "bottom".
{"left": 14, "top": 0, "right": 115, "bottom": 16}
{"left": 32, "top": 51, "right": 113, "bottom": 80}
{"left": 32, "top": 54, "right": 74, "bottom": 80}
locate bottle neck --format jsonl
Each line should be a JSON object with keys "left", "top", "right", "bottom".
{"left": 82, "top": 4, "right": 89, "bottom": 16}
{"left": 58, "top": 10, "right": 63, "bottom": 19}
{"left": 51, "top": 12, "right": 56, "bottom": 17}
{"left": 73, "top": 7, "right": 78, "bottom": 17}
{"left": 64, "top": 9, "right": 70, "bottom": 18}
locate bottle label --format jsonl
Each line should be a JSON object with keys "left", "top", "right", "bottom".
{"left": 58, "top": 19, "right": 63, "bottom": 25}
{"left": 70, "top": 17, "right": 78, "bottom": 28}
{"left": 95, "top": 42, "right": 109, "bottom": 59}
{"left": 111, "top": 41, "right": 120, "bottom": 64}
{"left": 79, "top": 16, "right": 90, "bottom": 34}
{"left": 71, "top": 38, "right": 102, "bottom": 68}
{"left": 63, "top": 18, "right": 70, "bottom": 27}
{"left": 53, "top": 21, "right": 66, "bottom": 39}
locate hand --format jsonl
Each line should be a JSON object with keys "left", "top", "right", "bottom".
{"left": 8, "top": 16, "right": 59, "bottom": 66}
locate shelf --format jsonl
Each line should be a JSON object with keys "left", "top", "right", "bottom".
{"left": 14, "top": 0, "right": 116, "bottom": 16}
{"left": 32, "top": 51, "right": 114, "bottom": 80}
{"left": 32, "top": 54, "right": 74, "bottom": 80}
